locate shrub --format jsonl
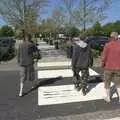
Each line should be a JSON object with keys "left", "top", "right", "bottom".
{"left": 1, "top": 47, "right": 16, "bottom": 61}
{"left": 92, "top": 49, "right": 100, "bottom": 58}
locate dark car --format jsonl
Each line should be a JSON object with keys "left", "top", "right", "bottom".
{"left": 0, "top": 37, "right": 16, "bottom": 61}
{"left": 87, "top": 36, "right": 110, "bottom": 51}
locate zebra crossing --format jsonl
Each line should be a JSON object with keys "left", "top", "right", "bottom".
{"left": 37, "top": 61, "right": 117, "bottom": 106}
{"left": 36, "top": 41, "right": 120, "bottom": 119}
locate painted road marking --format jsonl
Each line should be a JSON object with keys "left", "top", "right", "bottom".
{"left": 37, "top": 45, "right": 54, "bottom": 50}
{"left": 38, "top": 68, "right": 99, "bottom": 79}
{"left": 37, "top": 61, "right": 71, "bottom": 68}
{"left": 38, "top": 83, "right": 117, "bottom": 106}
{"left": 37, "top": 61, "right": 102, "bottom": 106}
{"left": 105, "top": 118, "right": 120, "bottom": 120}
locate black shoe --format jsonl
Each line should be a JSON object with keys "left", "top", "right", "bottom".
{"left": 82, "top": 88, "right": 88, "bottom": 96}
{"left": 76, "top": 87, "right": 81, "bottom": 91}
{"left": 18, "top": 93, "right": 23, "bottom": 97}
{"left": 74, "top": 84, "right": 82, "bottom": 91}
{"left": 74, "top": 83, "right": 79, "bottom": 89}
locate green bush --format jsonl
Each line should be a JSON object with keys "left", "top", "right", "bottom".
{"left": 1, "top": 47, "right": 16, "bottom": 61}
{"left": 59, "top": 43, "right": 73, "bottom": 58}
{"left": 92, "top": 49, "right": 100, "bottom": 58}
{"left": 59, "top": 43, "right": 68, "bottom": 51}
{"left": 0, "top": 25, "right": 14, "bottom": 37}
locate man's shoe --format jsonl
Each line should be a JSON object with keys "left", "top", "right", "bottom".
{"left": 82, "top": 90, "right": 87, "bottom": 96}
{"left": 76, "top": 87, "right": 81, "bottom": 91}
{"left": 74, "top": 83, "right": 82, "bottom": 91}
{"left": 74, "top": 84, "right": 79, "bottom": 89}
{"left": 103, "top": 97, "right": 111, "bottom": 103}
{"left": 82, "top": 88, "right": 88, "bottom": 96}
{"left": 19, "top": 93, "right": 23, "bottom": 97}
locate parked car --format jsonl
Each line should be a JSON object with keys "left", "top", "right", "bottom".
{"left": 87, "top": 36, "right": 110, "bottom": 51}
{"left": 0, "top": 37, "right": 16, "bottom": 61}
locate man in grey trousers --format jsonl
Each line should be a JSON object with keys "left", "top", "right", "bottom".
{"left": 18, "top": 34, "right": 37, "bottom": 97}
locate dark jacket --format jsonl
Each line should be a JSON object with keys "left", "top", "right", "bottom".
{"left": 72, "top": 40, "right": 93, "bottom": 72}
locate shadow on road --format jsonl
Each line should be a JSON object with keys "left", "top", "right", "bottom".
{"left": 86, "top": 76, "right": 103, "bottom": 94}
{"left": 22, "top": 76, "right": 62, "bottom": 97}
{"left": 22, "top": 76, "right": 103, "bottom": 97}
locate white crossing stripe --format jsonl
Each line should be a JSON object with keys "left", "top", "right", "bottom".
{"left": 37, "top": 45, "right": 54, "bottom": 50}
{"left": 105, "top": 118, "right": 120, "bottom": 120}
{"left": 38, "top": 68, "right": 99, "bottom": 79}
{"left": 37, "top": 61, "right": 71, "bottom": 68}
{"left": 38, "top": 83, "right": 117, "bottom": 106}
{"left": 38, "top": 61, "right": 101, "bottom": 106}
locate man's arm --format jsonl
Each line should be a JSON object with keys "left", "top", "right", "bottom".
{"left": 101, "top": 44, "right": 108, "bottom": 68}
{"left": 88, "top": 45, "right": 93, "bottom": 67}
{"left": 17, "top": 44, "right": 20, "bottom": 64}
{"left": 71, "top": 45, "right": 77, "bottom": 71}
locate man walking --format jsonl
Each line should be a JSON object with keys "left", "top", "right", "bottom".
{"left": 102, "top": 32, "right": 120, "bottom": 102}
{"left": 72, "top": 36, "right": 93, "bottom": 95}
{"left": 18, "top": 33, "right": 37, "bottom": 97}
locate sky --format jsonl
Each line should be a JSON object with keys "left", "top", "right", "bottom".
{"left": 0, "top": 0, "right": 120, "bottom": 26}
{"left": 103, "top": 0, "right": 120, "bottom": 24}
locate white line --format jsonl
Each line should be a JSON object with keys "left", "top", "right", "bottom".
{"left": 38, "top": 68, "right": 99, "bottom": 79}
{"left": 37, "top": 61, "right": 71, "bottom": 67}
{"left": 38, "top": 83, "right": 117, "bottom": 106}
{"left": 37, "top": 45, "right": 54, "bottom": 50}
{"left": 105, "top": 118, "right": 120, "bottom": 120}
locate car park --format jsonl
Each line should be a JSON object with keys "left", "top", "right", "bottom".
{"left": 87, "top": 36, "right": 110, "bottom": 51}
{"left": 0, "top": 37, "right": 16, "bottom": 61}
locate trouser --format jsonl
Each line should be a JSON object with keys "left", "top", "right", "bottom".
{"left": 103, "top": 70, "right": 120, "bottom": 102}
{"left": 73, "top": 68, "right": 89, "bottom": 89}
{"left": 103, "top": 70, "right": 120, "bottom": 89}
{"left": 20, "top": 64, "right": 35, "bottom": 83}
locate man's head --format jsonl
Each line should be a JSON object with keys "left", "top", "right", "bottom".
{"left": 110, "top": 32, "right": 118, "bottom": 40}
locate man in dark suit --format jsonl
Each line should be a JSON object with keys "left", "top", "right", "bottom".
{"left": 18, "top": 34, "right": 37, "bottom": 97}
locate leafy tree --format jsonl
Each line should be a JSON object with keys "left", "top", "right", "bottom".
{"left": 65, "top": 26, "right": 80, "bottom": 37}
{"left": 51, "top": 7, "right": 65, "bottom": 39}
{"left": 0, "top": 25, "right": 14, "bottom": 37}
{"left": 114, "top": 20, "right": 120, "bottom": 33}
{"left": 39, "top": 18, "right": 56, "bottom": 40}
{"left": 102, "top": 22, "right": 114, "bottom": 36}
{"left": 73, "top": 0, "right": 112, "bottom": 31}
{"left": 60, "top": 0, "right": 76, "bottom": 25}
{"left": 0, "top": 0, "right": 48, "bottom": 39}
{"left": 92, "top": 22, "right": 103, "bottom": 36}
{"left": 58, "top": 0, "right": 77, "bottom": 38}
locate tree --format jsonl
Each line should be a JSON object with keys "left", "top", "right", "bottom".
{"left": 58, "top": 0, "right": 78, "bottom": 39}
{"left": 51, "top": 7, "right": 65, "bottom": 28}
{"left": 114, "top": 20, "right": 120, "bottom": 33}
{"left": 59, "top": 0, "right": 76, "bottom": 25}
{"left": 73, "top": 0, "right": 112, "bottom": 32}
{"left": 51, "top": 7, "right": 65, "bottom": 39}
{"left": 0, "top": 0, "right": 48, "bottom": 39}
{"left": 102, "top": 22, "right": 114, "bottom": 36}
{"left": 66, "top": 26, "right": 80, "bottom": 37}
{"left": 0, "top": 25, "right": 14, "bottom": 37}
{"left": 39, "top": 18, "right": 56, "bottom": 40}
{"left": 92, "top": 22, "right": 103, "bottom": 36}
